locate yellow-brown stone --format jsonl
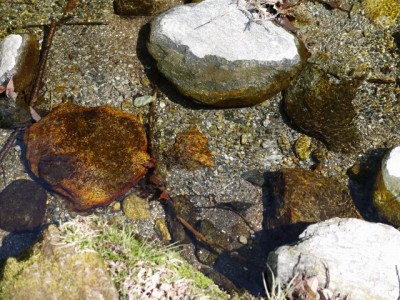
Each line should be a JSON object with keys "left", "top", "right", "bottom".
{"left": 24, "top": 103, "right": 150, "bottom": 211}
{"left": 265, "top": 168, "right": 362, "bottom": 229}
{"left": 170, "top": 126, "right": 214, "bottom": 169}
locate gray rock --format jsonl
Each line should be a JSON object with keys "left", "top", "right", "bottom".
{"left": 0, "top": 34, "right": 39, "bottom": 128}
{"left": 266, "top": 218, "right": 400, "bottom": 300}
{"left": 148, "top": 0, "right": 307, "bottom": 107}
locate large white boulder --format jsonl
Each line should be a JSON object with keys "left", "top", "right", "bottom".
{"left": 148, "top": 0, "right": 307, "bottom": 107}
{"left": 267, "top": 218, "right": 400, "bottom": 300}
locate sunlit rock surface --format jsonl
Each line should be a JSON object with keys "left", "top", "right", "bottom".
{"left": 374, "top": 145, "right": 400, "bottom": 226}
{"left": 0, "top": 225, "right": 118, "bottom": 300}
{"left": 24, "top": 103, "right": 150, "bottom": 211}
{"left": 0, "top": 34, "right": 39, "bottom": 128}
{"left": 267, "top": 218, "right": 400, "bottom": 300}
{"left": 265, "top": 168, "right": 361, "bottom": 229}
{"left": 148, "top": 0, "right": 307, "bottom": 107}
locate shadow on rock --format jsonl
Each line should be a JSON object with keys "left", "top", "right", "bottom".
{"left": 136, "top": 23, "right": 211, "bottom": 110}
{"left": 0, "top": 229, "right": 42, "bottom": 260}
{"left": 347, "top": 147, "right": 389, "bottom": 223}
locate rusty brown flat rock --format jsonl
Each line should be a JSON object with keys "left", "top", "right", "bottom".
{"left": 265, "top": 168, "right": 362, "bottom": 229}
{"left": 169, "top": 126, "right": 214, "bottom": 169}
{"left": 24, "top": 103, "right": 150, "bottom": 211}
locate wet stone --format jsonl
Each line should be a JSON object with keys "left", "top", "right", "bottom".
{"left": 168, "top": 126, "right": 214, "bottom": 169}
{"left": 294, "top": 134, "right": 312, "bottom": 161}
{"left": 23, "top": 103, "right": 150, "bottom": 211}
{"left": 195, "top": 219, "right": 230, "bottom": 266}
{"left": 0, "top": 179, "right": 47, "bottom": 232}
{"left": 265, "top": 168, "right": 362, "bottom": 229}
{"left": 166, "top": 195, "right": 197, "bottom": 244}
{"left": 114, "top": 0, "right": 183, "bottom": 16}
{"left": 373, "top": 146, "right": 400, "bottom": 227}
{"left": 284, "top": 64, "right": 362, "bottom": 153}
{"left": 122, "top": 193, "right": 150, "bottom": 220}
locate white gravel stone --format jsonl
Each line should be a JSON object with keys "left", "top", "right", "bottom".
{"left": 0, "top": 34, "right": 23, "bottom": 84}
{"left": 386, "top": 146, "right": 400, "bottom": 177}
{"left": 267, "top": 218, "right": 400, "bottom": 300}
{"left": 157, "top": 0, "right": 299, "bottom": 62}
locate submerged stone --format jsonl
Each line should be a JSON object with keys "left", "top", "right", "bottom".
{"left": 284, "top": 64, "right": 361, "bottom": 153}
{"left": 114, "top": 0, "right": 183, "bottom": 16}
{"left": 148, "top": 0, "right": 307, "bottom": 107}
{"left": 0, "top": 34, "right": 40, "bottom": 128}
{"left": 24, "top": 103, "right": 150, "bottom": 211}
{"left": 362, "top": 0, "right": 400, "bottom": 27}
{"left": 373, "top": 146, "right": 400, "bottom": 226}
{"left": 169, "top": 126, "right": 214, "bottom": 169}
{"left": 265, "top": 168, "right": 361, "bottom": 229}
{"left": 122, "top": 193, "right": 150, "bottom": 220}
{"left": 0, "top": 179, "right": 47, "bottom": 232}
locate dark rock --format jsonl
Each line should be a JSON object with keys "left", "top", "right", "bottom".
{"left": 0, "top": 179, "right": 47, "bottom": 232}
{"left": 148, "top": 0, "right": 307, "bottom": 107}
{"left": 165, "top": 195, "right": 197, "bottom": 244}
{"left": 265, "top": 168, "right": 362, "bottom": 229}
{"left": 195, "top": 219, "right": 230, "bottom": 265}
{"left": 114, "top": 0, "right": 183, "bottom": 16}
{"left": 283, "top": 64, "right": 362, "bottom": 153}
{"left": 23, "top": 103, "right": 150, "bottom": 211}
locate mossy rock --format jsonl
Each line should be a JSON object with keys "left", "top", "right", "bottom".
{"left": 0, "top": 225, "right": 118, "bottom": 300}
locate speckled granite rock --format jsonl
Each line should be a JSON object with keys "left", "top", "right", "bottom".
{"left": 267, "top": 218, "right": 400, "bottom": 300}
{"left": 284, "top": 64, "right": 362, "bottom": 153}
{"left": 148, "top": 0, "right": 307, "bottom": 107}
{"left": 265, "top": 168, "right": 362, "bottom": 229}
{"left": 24, "top": 103, "right": 150, "bottom": 211}
{"left": 0, "top": 179, "right": 47, "bottom": 232}
{"left": 114, "top": 0, "right": 184, "bottom": 16}
{"left": 0, "top": 34, "right": 39, "bottom": 128}
{"left": 373, "top": 146, "right": 400, "bottom": 226}
{"left": 0, "top": 225, "right": 118, "bottom": 300}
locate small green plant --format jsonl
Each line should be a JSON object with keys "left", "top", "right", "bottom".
{"left": 263, "top": 265, "right": 297, "bottom": 300}
{"left": 59, "top": 215, "right": 229, "bottom": 299}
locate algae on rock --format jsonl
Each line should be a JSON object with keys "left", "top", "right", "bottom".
{"left": 0, "top": 225, "right": 118, "bottom": 300}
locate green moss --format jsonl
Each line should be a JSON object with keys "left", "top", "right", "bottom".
{"left": 363, "top": 0, "right": 400, "bottom": 26}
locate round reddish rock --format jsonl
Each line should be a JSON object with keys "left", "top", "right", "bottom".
{"left": 0, "top": 179, "right": 47, "bottom": 232}
{"left": 24, "top": 103, "right": 150, "bottom": 211}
